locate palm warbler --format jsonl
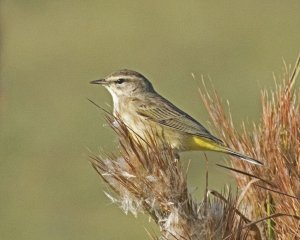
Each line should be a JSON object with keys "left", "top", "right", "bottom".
{"left": 90, "top": 69, "right": 262, "bottom": 165}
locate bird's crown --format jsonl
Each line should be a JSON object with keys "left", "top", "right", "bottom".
{"left": 108, "top": 69, "right": 146, "bottom": 80}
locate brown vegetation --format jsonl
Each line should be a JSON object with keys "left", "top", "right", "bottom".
{"left": 200, "top": 54, "right": 300, "bottom": 239}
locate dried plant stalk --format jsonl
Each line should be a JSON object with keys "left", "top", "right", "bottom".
{"left": 200, "top": 54, "right": 300, "bottom": 239}
{"left": 90, "top": 116, "right": 261, "bottom": 239}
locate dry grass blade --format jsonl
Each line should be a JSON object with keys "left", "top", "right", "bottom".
{"left": 216, "top": 164, "right": 275, "bottom": 187}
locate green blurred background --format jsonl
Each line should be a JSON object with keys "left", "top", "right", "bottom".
{"left": 1, "top": 1, "right": 299, "bottom": 239}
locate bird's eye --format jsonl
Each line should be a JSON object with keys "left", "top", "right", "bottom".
{"left": 116, "top": 78, "right": 125, "bottom": 84}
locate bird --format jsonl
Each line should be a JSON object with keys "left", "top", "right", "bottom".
{"left": 90, "top": 69, "right": 262, "bottom": 165}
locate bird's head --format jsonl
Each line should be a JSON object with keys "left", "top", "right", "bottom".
{"left": 90, "top": 69, "right": 154, "bottom": 97}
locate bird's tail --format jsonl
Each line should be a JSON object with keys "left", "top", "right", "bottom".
{"left": 220, "top": 147, "right": 263, "bottom": 166}
{"left": 192, "top": 136, "right": 263, "bottom": 165}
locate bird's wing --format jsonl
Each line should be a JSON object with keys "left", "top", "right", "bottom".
{"left": 136, "top": 96, "right": 224, "bottom": 144}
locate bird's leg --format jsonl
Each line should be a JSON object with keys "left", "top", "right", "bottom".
{"left": 173, "top": 151, "right": 180, "bottom": 163}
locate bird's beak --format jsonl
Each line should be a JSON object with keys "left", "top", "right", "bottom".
{"left": 90, "top": 79, "right": 107, "bottom": 85}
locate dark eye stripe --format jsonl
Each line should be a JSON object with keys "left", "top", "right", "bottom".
{"left": 116, "top": 78, "right": 125, "bottom": 84}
